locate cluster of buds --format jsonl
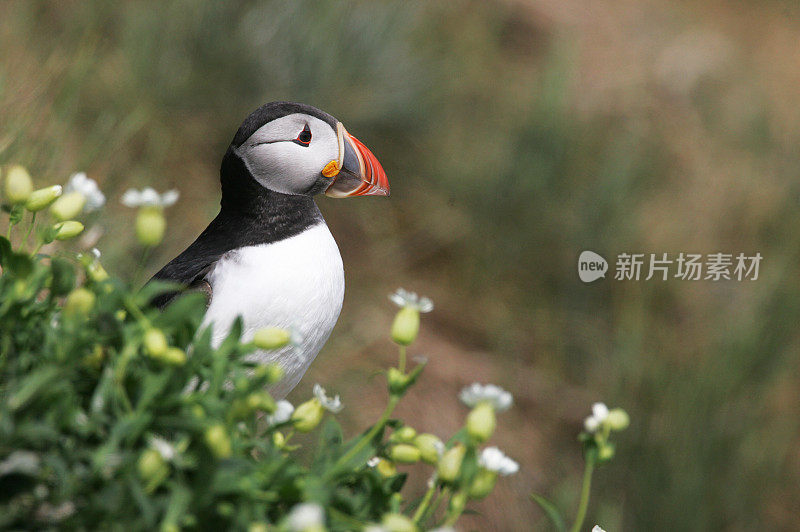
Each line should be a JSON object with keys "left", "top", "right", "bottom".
{"left": 382, "top": 426, "right": 444, "bottom": 467}
{"left": 143, "top": 327, "right": 186, "bottom": 366}
{"left": 2, "top": 166, "right": 107, "bottom": 246}
{"left": 580, "top": 402, "right": 630, "bottom": 462}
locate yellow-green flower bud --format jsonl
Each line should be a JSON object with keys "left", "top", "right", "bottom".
{"left": 437, "top": 444, "right": 466, "bottom": 483}
{"left": 391, "top": 306, "right": 420, "bottom": 346}
{"left": 4, "top": 165, "right": 33, "bottom": 204}
{"left": 413, "top": 433, "right": 444, "bottom": 465}
{"left": 26, "top": 185, "right": 62, "bottom": 211}
{"left": 136, "top": 206, "right": 166, "bottom": 247}
{"left": 291, "top": 398, "right": 324, "bottom": 432}
{"left": 375, "top": 458, "right": 397, "bottom": 477}
{"left": 160, "top": 347, "right": 187, "bottom": 366}
{"left": 49, "top": 191, "right": 85, "bottom": 220}
{"left": 87, "top": 261, "right": 109, "bottom": 282}
{"left": 64, "top": 287, "right": 95, "bottom": 317}
{"left": 466, "top": 402, "right": 496, "bottom": 443}
{"left": 248, "top": 523, "right": 269, "bottom": 532}
{"left": 161, "top": 523, "right": 179, "bottom": 532}
{"left": 253, "top": 327, "right": 291, "bottom": 350}
{"left": 144, "top": 328, "right": 168, "bottom": 357}
{"left": 468, "top": 468, "right": 498, "bottom": 499}
{"left": 138, "top": 448, "right": 169, "bottom": 492}
{"left": 54, "top": 220, "right": 84, "bottom": 240}
{"left": 606, "top": 408, "right": 630, "bottom": 431}
{"left": 390, "top": 444, "right": 421, "bottom": 464}
{"left": 253, "top": 363, "right": 284, "bottom": 383}
{"left": 381, "top": 513, "right": 418, "bottom": 532}
{"left": 387, "top": 367, "right": 411, "bottom": 395}
{"left": 204, "top": 424, "right": 232, "bottom": 458}
{"left": 448, "top": 490, "right": 468, "bottom": 515}
{"left": 83, "top": 345, "right": 105, "bottom": 369}
{"left": 273, "top": 431, "right": 286, "bottom": 449}
{"left": 246, "top": 391, "right": 276, "bottom": 413}
{"left": 597, "top": 442, "right": 615, "bottom": 462}
{"left": 391, "top": 426, "right": 417, "bottom": 443}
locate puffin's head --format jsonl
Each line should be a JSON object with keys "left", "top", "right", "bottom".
{"left": 225, "top": 101, "right": 389, "bottom": 198}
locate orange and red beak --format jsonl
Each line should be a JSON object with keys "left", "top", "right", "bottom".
{"left": 323, "top": 122, "right": 389, "bottom": 198}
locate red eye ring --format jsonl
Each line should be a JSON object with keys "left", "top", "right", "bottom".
{"left": 294, "top": 124, "right": 312, "bottom": 146}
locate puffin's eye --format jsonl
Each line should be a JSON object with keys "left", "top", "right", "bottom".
{"left": 294, "top": 125, "right": 312, "bottom": 146}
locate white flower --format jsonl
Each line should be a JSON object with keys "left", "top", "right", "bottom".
{"left": 65, "top": 172, "right": 105, "bottom": 211}
{"left": 584, "top": 402, "right": 609, "bottom": 433}
{"left": 91, "top": 248, "right": 101, "bottom": 260}
{"left": 389, "top": 288, "right": 433, "bottom": 313}
{"left": 286, "top": 502, "right": 324, "bottom": 531}
{"left": 266, "top": 400, "right": 294, "bottom": 426}
{"left": 148, "top": 435, "right": 177, "bottom": 461}
{"left": 120, "top": 186, "right": 179, "bottom": 208}
{"left": 592, "top": 526, "right": 607, "bottom": 532}
{"left": 367, "top": 456, "right": 381, "bottom": 468}
{"left": 459, "top": 383, "right": 513, "bottom": 412}
{"left": 478, "top": 446, "right": 519, "bottom": 476}
{"left": 313, "top": 383, "right": 343, "bottom": 413}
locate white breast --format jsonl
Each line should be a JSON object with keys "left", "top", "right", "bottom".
{"left": 202, "top": 223, "right": 344, "bottom": 398}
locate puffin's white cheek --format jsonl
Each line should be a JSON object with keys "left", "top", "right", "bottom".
{"left": 245, "top": 144, "right": 323, "bottom": 195}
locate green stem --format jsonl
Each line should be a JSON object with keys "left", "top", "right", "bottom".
{"left": 442, "top": 489, "right": 466, "bottom": 526}
{"left": 23, "top": 212, "right": 36, "bottom": 251}
{"left": 132, "top": 246, "right": 153, "bottom": 288}
{"left": 123, "top": 295, "right": 150, "bottom": 327}
{"left": 569, "top": 452, "right": 596, "bottom": 532}
{"left": 328, "top": 394, "right": 400, "bottom": 476}
{"left": 412, "top": 481, "right": 437, "bottom": 524}
{"left": 398, "top": 345, "right": 407, "bottom": 373}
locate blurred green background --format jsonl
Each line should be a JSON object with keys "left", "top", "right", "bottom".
{"left": 3, "top": 1, "right": 800, "bottom": 529}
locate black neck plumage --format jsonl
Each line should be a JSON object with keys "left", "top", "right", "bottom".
{"left": 218, "top": 150, "right": 323, "bottom": 241}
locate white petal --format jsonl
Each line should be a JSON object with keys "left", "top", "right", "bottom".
{"left": 592, "top": 526, "right": 607, "bottom": 532}
{"left": 459, "top": 383, "right": 513, "bottom": 411}
{"left": 139, "top": 187, "right": 160, "bottom": 206}
{"left": 418, "top": 296, "right": 434, "bottom": 313}
{"left": 592, "top": 402, "right": 609, "bottom": 421}
{"left": 584, "top": 416, "right": 600, "bottom": 433}
{"left": 159, "top": 189, "right": 180, "bottom": 207}
{"left": 479, "top": 446, "right": 519, "bottom": 475}
{"left": 120, "top": 189, "right": 142, "bottom": 207}
{"left": 149, "top": 436, "right": 176, "bottom": 461}
{"left": 286, "top": 502, "right": 325, "bottom": 531}
{"left": 367, "top": 457, "right": 381, "bottom": 467}
{"left": 313, "top": 383, "right": 343, "bottom": 413}
{"left": 266, "top": 400, "right": 294, "bottom": 426}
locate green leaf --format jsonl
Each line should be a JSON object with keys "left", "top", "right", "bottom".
{"left": 0, "top": 235, "right": 11, "bottom": 265}
{"left": 153, "top": 290, "right": 206, "bottom": 329}
{"left": 530, "top": 493, "right": 567, "bottom": 532}
{"left": 49, "top": 257, "right": 76, "bottom": 296}
{"left": 8, "top": 205, "right": 23, "bottom": 225}
{"left": 8, "top": 366, "right": 61, "bottom": 411}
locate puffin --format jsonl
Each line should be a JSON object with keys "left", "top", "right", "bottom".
{"left": 150, "top": 101, "right": 389, "bottom": 398}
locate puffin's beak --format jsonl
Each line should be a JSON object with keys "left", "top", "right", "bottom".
{"left": 324, "top": 122, "right": 389, "bottom": 198}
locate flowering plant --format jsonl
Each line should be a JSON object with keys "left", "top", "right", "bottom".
{"left": 0, "top": 166, "right": 625, "bottom": 531}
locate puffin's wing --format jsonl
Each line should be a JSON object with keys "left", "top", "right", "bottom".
{"left": 148, "top": 253, "right": 217, "bottom": 309}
